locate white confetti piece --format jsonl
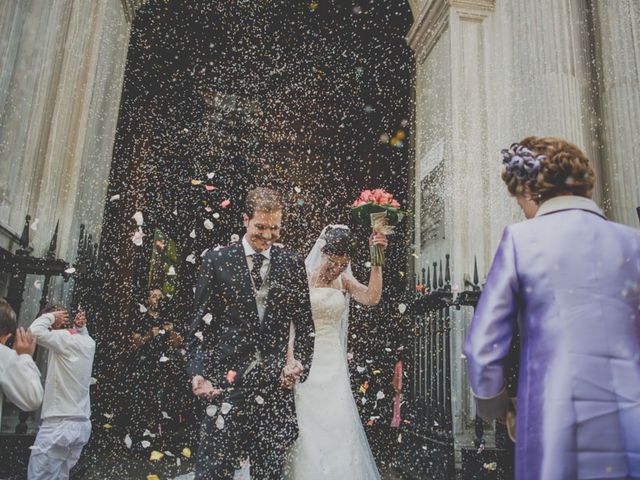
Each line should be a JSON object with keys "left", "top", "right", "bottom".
{"left": 143, "top": 429, "right": 156, "bottom": 438}
{"left": 34, "top": 279, "right": 42, "bottom": 290}
{"left": 124, "top": 434, "right": 132, "bottom": 449}
{"left": 216, "top": 415, "right": 225, "bottom": 429}
{"left": 194, "top": 331, "right": 203, "bottom": 342}
{"left": 361, "top": 397, "right": 367, "bottom": 405}
{"left": 376, "top": 391, "right": 385, "bottom": 400}
{"left": 164, "top": 450, "right": 174, "bottom": 457}
{"left": 356, "top": 366, "right": 366, "bottom": 374}
{"left": 89, "top": 377, "right": 97, "bottom": 385}
{"left": 132, "top": 211, "right": 144, "bottom": 226}
{"left": 203, "top": 313, "right": 213, "bottom": 325}
{"left": 294, "top": 186, "right": 302, "bottom": 193}
{"left": 221, "top": 403, "right": 232, "bottom": 415}
{"left": 189, "top": 229, "right": 196, "bottom": 238}
{"left": 159, "top": 355, "right": 169, "bottom": 363}
{"left": 110, "top": 194, "right": 121, "bottom": 201}
{"left": 141, "top": 440, "right": 151, "bottom": 448}
{"left": 103, "top": 413, "right": 114, "bottom": 420}
{"left": 398, "top": 303, "right": 407, "bottom": 314}
{"left": 186, "top": 254, "right": 196, "bottom": 264}
{"left": 212, "top": 212, "right": 220, "bottom": 219}
{"left": 206, "top": 405, "right": 218, "bottom": 417}
{"left": 167, "top": 265, "right": 176, "bottom": 276}
{"left": 64, "top": 267, "right": 76, "bottom": 274}
{"left": 255, "top": 395, "right": 264, "bottom": 405}
{"left": 162, "top": 411, "right": 171, "bottom": 419}
{"left": 206, "top": 172, "right": 215, "bottom": 179}
{"left": 138, "top": 303, "right": 147, "bottom": 313}
{"left": 204, "top": 219, "right": 214, "bottom": 230}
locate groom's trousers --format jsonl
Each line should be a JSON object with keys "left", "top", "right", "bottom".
{"left": 194, "top": 379, "right": 295, "bottom": 480}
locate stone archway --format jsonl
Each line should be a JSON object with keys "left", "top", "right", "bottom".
{"left": 88, "top": 2, "right": 416, "bottom": 475}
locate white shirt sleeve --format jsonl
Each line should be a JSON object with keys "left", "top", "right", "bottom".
{"left": 29, "top": 313, "right": 73, "bottom": 355}
{"left": 0, "top": 344, "right": 43, "bottom": 412}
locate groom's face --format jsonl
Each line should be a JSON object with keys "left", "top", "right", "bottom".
{"left": 243, "top": 209, "right": 282, "bottom": 252}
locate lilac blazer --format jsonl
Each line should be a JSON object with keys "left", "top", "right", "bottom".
{"left": 463, "top": 196, "right": 640, "bottom": 480}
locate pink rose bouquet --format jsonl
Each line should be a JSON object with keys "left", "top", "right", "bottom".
{"left": 351, "top": 188, "right": 404, "bottom": 266}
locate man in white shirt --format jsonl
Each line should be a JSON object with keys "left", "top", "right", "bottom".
{"left": 0, "top": 299, "right": 43, "bottom": 414}
{"left": 27, "top": 306, "right": 95, "bottom": 480}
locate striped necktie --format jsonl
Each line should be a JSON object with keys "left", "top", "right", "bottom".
{"left": 250, "top": 253, "right": 265, "bottom": 292}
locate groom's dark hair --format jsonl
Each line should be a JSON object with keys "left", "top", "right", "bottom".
{"left": 244, "top": 187, "right": 283, "bottom": 219}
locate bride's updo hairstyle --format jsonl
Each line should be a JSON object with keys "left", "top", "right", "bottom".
{"left": 501, "top": 136, "right": 596, "bottom": 204}
{"left": 321, "top": 227, "right": 357, "bottom": 258}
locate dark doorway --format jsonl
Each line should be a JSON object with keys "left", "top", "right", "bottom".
{"left": 88, "top": 0, "right": 414, "bottom": 476}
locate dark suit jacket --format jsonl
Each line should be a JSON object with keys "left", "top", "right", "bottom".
{"left": 187, "top": 243, "right": 315, "bottom": 392}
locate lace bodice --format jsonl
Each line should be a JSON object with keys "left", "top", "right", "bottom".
{"left": 309, "top": 288, "right": 348, "bottom": 336}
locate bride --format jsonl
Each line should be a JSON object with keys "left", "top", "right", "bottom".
{"left": 284, "top": 225, "right": 388, "bottom": 480}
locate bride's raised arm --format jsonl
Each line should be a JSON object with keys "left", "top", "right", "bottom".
{"left": 343, "top": 233, "right": 387, "bottom": 306}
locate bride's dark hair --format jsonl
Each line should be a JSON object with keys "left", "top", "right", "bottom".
{"left": 321, "top": 227, "right": 356, "bottom": 258}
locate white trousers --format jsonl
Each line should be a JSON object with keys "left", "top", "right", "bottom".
{"left": 27, "top": 418, "right": 91, "bottom": 480}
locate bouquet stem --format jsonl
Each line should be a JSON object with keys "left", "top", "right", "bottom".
{"left": 371, "top": 244, "right": 385, "bottom": 266}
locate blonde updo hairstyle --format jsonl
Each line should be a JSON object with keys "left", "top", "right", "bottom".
{"left": 501, "top": 136, "right": 596, "bottom": 204}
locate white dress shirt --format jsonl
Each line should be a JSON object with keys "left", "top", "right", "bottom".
{"left": 242, "top": 235, "right": 271, "bottom": 280}
{"left": 0, "top": 343, "right": 43, "bottom": 413}
{"left": 29, "top": 314, "right": 96, "bottom": 420}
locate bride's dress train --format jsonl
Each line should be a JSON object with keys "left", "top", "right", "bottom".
{"left": 284, "top": 287, "right": 381, "bottom": 480}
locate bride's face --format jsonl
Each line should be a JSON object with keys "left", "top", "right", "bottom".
{"left": 320, "top": 253, "right": 350, "bottom": 282}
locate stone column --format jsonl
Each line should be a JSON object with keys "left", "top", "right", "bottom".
{"left": 408, "top": 0, "right": 497, "bottom": 456}
{"left": 592, "top": 0, "right": 640, "bottom": 226}
{"left": 0, "top": 0, "right": 130, "bottom": 323}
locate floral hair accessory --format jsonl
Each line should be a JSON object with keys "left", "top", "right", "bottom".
{"left": 501, "top": 143, "right": 546, "bottom": 181}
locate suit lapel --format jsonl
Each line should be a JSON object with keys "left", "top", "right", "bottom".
{"left": 228, "top": 244, "right": 260, "bottom": 327}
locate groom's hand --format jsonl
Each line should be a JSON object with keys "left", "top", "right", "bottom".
{"left": 280, "top": 359, "right": 304, "bottom": 389}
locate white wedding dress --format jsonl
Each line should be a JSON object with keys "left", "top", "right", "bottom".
{"left": 284, "top": 286, "right": 381, "bottom": 480}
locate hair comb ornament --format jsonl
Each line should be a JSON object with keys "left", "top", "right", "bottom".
{"left": 501, "top": 143, "right": 546, "bottom": 181}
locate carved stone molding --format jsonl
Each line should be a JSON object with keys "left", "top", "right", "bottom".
{"left": 406, "top": 0, "right": 495, "bottom": 62}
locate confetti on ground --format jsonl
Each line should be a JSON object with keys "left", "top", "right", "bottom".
{"left": 150, "top": 450, "right": 164, "bottom": 461}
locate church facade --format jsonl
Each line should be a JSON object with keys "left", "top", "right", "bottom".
{"left": 0, "top": 0, "right": 638, "bottom": 470}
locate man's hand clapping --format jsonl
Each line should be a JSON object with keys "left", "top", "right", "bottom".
{"left": 13, "top": 327, "right": 36, "bottom": 356}
{"left": 51, "top": 310, "right": 70, "bottom": 330}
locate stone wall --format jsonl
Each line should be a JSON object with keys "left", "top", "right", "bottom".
{"left": 0, "top": 0, "right": 130, "bottom": 322}
{"left": 408, "top": 0, "right": 640, "bottom": 453}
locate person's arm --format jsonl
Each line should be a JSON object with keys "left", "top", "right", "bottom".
{"left": 29, "top": 313, "right": 72, "bottom": 355}
{"left": 344, "top": 233, "right": 387, "bottom": 306}
{"left": 463, "top": 227, "right": 519, "bottom": 421}
{"left": 0, "top": 342, "right": 43, "bottom": 412}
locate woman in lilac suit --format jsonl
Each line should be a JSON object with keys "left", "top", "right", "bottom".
{"left": 463, "top": 137, "right": 640, "bottom": 480}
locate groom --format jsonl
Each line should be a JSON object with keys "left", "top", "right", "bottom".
{"left": 187, "top": 187, "right": 315, "bottom": 479}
